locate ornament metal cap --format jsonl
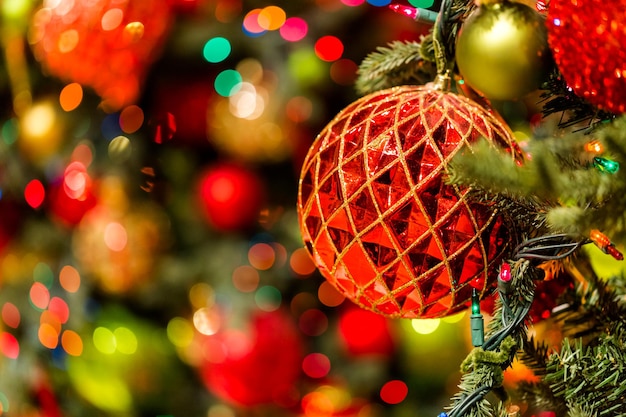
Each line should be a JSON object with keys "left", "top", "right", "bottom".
{"left": 432, "top": 71, "right": 452, "bottom": 91}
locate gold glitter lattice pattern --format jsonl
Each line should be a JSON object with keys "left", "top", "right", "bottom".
{"left": 298, "top": 85, "right": 523, "bottom": 318}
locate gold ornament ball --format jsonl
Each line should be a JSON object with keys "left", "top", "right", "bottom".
{"left": 455, "top": 0, "right": 551, "bottom": 101}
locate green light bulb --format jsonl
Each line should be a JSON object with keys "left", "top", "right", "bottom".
{"left": 593, "top": 156, "right": 620, "bottom": 174}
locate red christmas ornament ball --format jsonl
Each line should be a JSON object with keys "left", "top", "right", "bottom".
{"left": 197, "top": 163, "right": 265, "bottom": 232}
{"left": 30, "top": 0, "right": 172, "bottom": 111}
{"left": 547, "top": 0, "right": 626, "bottom": 113}
{"left": 298, "top": 82, "right": 523, "bottom": 319}
{"left": 199, "top": 309, "right": 303, "bottom": 407}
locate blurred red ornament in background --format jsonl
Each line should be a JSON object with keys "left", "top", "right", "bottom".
{"left": 197, "top": 163, "right": 266, "bottom": 232}
{"left": 547, "top": 0, "right": 626, "bottom": 113}
{"left": 199, "top": 309, "right": 304, "bottom": 407}
{"left": 29, "top": 0, "right": 172, "bottom": 112}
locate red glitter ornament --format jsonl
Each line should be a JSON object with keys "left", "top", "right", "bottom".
{"left": 30, "top": 0, "right": 172, "bottom": 112}
{"left": 298, "top": 80, "right": 523, "bottom": 319}
{"left": 547, "top": 0, "right": 626, "bottom": 114}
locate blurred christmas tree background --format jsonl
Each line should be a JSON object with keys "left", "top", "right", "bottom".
{"left": 0, "top": 1, "right": 473, "bottom": 416}
{"left": 1, "top": 0, "right": 625, "bottom": 416}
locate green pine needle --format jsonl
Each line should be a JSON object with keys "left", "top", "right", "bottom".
{"left": 354, "top": 40, "right": 437, "bottom": 95}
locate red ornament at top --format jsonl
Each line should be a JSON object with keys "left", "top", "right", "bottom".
{"left": 547, "top": 0, "right": 626, "bottom": 114}
{"left": 298, "top": 80, "right": 523, "bottom": 319}
{"left": 30, "top": 0, "right": 172, "bottom": 112}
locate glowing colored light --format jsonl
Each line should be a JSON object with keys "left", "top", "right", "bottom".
{"left": 302, "top": 353, "right": 331, "bottom": 378}
{"left": 367, "top": 0, "right": 391, "bottom": 5}
{"left": 255, "top": 286, "right": 281, "bottom": 312}
{"left": 242, "top": 9, "right": 265, "bottom": 34}
{"left": 30, "top": 282, "right": 50, "bottom": 310}
{"left": 48, "top": 297, "right": 70, "bottom": 324}
{"left": 114, "top": 327, "right": 137, "bottom": 354}
{"left": 58, "top": 29, "right": 79, "bottom": 53}
{"left": 298, "top": 309, "right": 328, "bottom": 336}
{"left": 288, "top": 49, "right": 326, "bottom": 85}
{"left": 408, "top": 0, "right": 435, "bottom": 7}
{"left": 103, "top": 222, "right": 128, "bottom": 252}
{"left": 108, "top": 135, "right": 133, "bottom": 162}
{"left": 38, "top": 322, "right": 59, "bottom": 349}
{"left": 236, "top": 58, "right": 263, "bottom": 83}
{"left": 593, "top": 156, "right": 620, "bottom": 174}
{"left": 442, "top": 311, "right": 465, "bottom": 323}
{"left": 268, "top": 244, "right": 286, "bottom": 269}
{"left": 380, "top": 380, "right": 408, "bottom": 404}
{"left": 203, "top": 37, "right": 232, "bottom": 63}
{"left": 24, "top": 179, "right": 45, "bottom": 209}
{"left": 232, "top": 265, "right": 260, "bottom": 292}
{"left": 280, "top": 17, "right": 308, "bottom": 42}
{"left": 101, "top": 8, "right": 124, "bottom": 31}
{"left": 248, "top": 243, "right": 275, "bottom": 270}
{"left": 0, "top": 332, "right": 19, "bottom": 359}
{"left": 123, "top": 21, "right": 144, "bottom": 43}
{"left": 301, "top": 391, "right": 335, "bottom": 417}
{"left": 290, "top": 247, "right": 317, "bottom": 276}
{"left": 1, "top": 303, "right": 20, "bottom": 328}
{"left": 317, "top": 281, "right": 345, "bottom": 307}
{"left": 189, "top": 282, "right": 215, "bottom": 309}
{"left": 258, "top": 6, "right": 286, "bottom": 31}
{"left": 314, "top": 36, "right": 344, "bottom": 62}
{"left": 167, "top": 317, "right": 194, "bottom": 348}
{"left": 33, "top": 262, "right": 54, "bottom": 287}
{"left": 61, "top": 330, "right": 83, "bottom": 356}
{"left": 193, "top": 307, "right": 221, "bottom": 336}
{"left": 59, "top": 83, "right": 83, "bottom": 111}
{"left": 330, "top": 58, "right": 358, "bottom": 85}
{"left": 59, "top": 265, "right": 81, "bottom": 293}
{"left": 63, "top": 161, "right": 90, "bottom": 199}
{"left": 93, "top": 327, "right": 116, "bottom": 354}
{"left": 1, "top": 118, "right": 18, "bottom": 145}
{"left": 290, "top": 292, "right": 317, "bottom": 316}
{"left": 229, "top": 82, "right": 264, "bottom": 119}
{"left": 411, "top": 318, "right": 441, "bottom": 334}
{"left": 71, "top": 143, "right": 94, "bottom": 167}
{"left": 40, "top": 311, "right": 62, "bottom": 335}
{"left": 214, "top": 69, "right": 243, "bottom": 97}
{"left": 119, "top": 105, "right": 144, "bottom": 133}
{"left": 340, "top": 0, "right": 366, "bottom": 5}
{"left": 101, "top": 113, "right": 123, "bottom": 140}
{"left": 2, "top": 0, "right": 31, "bottom": 20}
{"left": 286, "top": 96, "right": 313, "bottom": 123}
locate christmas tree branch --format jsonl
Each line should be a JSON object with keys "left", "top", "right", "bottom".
{"left": 446, "top": 261, "right": 537, "bottom": 417}
{"left": 539, "top": 68, "right": 614, "bottom": 129}
{"left": 544, "top": 326, "right": 626, "bottom": 415}
{"left": 448, "top": 114, "right": 626, "bottom": 243}
{"left": 354, "top": 40, "right": 437, "bottom": 95}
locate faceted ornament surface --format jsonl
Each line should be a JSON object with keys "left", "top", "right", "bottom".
{"left": 298, "top": 85, "right": 523, "bottom": 318}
